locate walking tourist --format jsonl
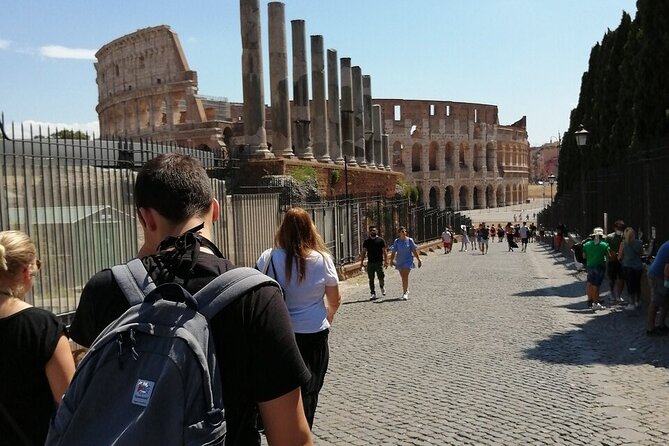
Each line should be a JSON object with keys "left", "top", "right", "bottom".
{"left": 441, "top": 227, "right": 453, "bottom": 254}
{"left": 389, "top": 226, "right": 422, "bottom": 300}
{"left": 506, "top": 222, "right": 518, "bottom": 252}
{"left": 605, "top": 220, "right": 626, "bottom": 305}
{"left": 360, "top": 225, "right": 388, "bottom": 300}
{"left": 645, "top": 240, "right": 669, "bottom": 336}
{"left": 0, "top": 230, "right": 75, "bottom": 446}
{"left": 520, "top": 222, "right": 529, "bottom": 252}
{"left": 582, "top": 227, "right": 611, "bottom": 311}
{"left": 257, "top": 207, "right": 341, "bottom": 429}
{"left": 460, "top": 225, "right": 470, "bottom": 252}
{"left": 618, "top": 227, "right": 643, "bottom": 310}
{"left": 69, "top": 153, "right": 313, "bottom": 445}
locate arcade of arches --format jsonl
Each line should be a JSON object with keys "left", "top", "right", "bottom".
{"left": 377, "top": 99, "right": 530, "bottom": 211}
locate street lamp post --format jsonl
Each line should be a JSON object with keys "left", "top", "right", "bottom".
{"left": 574, "top": 125, "right": 589, "bottom": 236}
{"left": 548, "top": 174, "right": 556, "bottom": 205}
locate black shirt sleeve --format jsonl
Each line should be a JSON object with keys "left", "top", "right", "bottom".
{"left": 69, "top": 269, "right": 129, "bottom": 347}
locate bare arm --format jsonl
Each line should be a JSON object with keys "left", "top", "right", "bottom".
{"left": 45, "top": 335, "right": 76, "bottom": 404}
{"left": 259, "top": 387, "right": 313, "bottom": 446}
{"left": 359, "top": 247, "right": 367, "bottom": 268}
{"left": 325, "top": 285, "right": 341, "bottom": 324}
{"left": 618, "top": 242, "right": 624, "bottom": 261}
{"left": 412, "top": 246, "right": 422, "bottom": 267}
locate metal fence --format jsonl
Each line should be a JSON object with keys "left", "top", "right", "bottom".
{"left": 1, "top": 119, "right": 458, "bottom": 321}
{"left": 538, "top": 146, "right": 669, "bottom": 250}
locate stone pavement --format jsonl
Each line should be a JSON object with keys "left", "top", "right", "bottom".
{"left": 298, "top": 240, "right": 669, "bottom": 445}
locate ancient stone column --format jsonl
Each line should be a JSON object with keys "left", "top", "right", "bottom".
{"left": 327, "top": 49, "right": 343, "bottom": 165}
{"left": 373, "top": 105, "right": 383, "bottom": 170}
{"left": 352, "top": 66, "right": 366, "bottom": 167}
{"left": 240, "top": 0, "right": 272, "bottom": 158}
{"left": 382, "top": 133, "right": 391, "bottom": 170}
{"left": 310, "top": 35, "right": 331, "bottom": 163}
{"left": 268, "top": 2, "right": 293, "bottom": 157}
{"left": 291, "top": 20, "right": 314, "bottom": 160}
{"left": 363, "top": 75, "right": 375, "bottom": 168}
{"left": 340, "top": 58, "right": 356, "bottom": 166}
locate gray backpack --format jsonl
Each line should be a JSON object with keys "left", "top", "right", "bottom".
{"left": 46, "top": 259, "right": 279, "bottom": 446}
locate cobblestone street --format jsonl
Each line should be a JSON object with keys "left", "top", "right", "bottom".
{"left": 307, "top": 240, "right": 669, "bottom": 445}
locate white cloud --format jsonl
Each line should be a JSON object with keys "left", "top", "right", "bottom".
{"left": 0, "top": 39, "right": 10, "bottom": 49}
{"left": 5, "top": 120, "right": 100, "bottom": 140}
{"left": 39, "top": 45, "right": 96, "bottom": 60}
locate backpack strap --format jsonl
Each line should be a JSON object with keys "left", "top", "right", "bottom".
{"left": 194, "top": 267, "right": 279, "bottom": 320}
{"left": 111, "top": 258, "right": 157, "bottom": 306}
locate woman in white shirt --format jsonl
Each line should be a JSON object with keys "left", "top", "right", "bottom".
{"left": 256, "top": 207, "right": 341, "bottom": 429}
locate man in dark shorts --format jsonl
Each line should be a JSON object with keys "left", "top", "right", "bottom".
{"left": 360, "top": 225, "right": 388, "bottom": 300}
{"left": 605, "top": 220, "right": 626, "bottom": 305}
{"left": 582, "top": 227, "right": 611, "bottom": 311}
{"left": 69, "top": 153, "right": 313, "bottom": 446}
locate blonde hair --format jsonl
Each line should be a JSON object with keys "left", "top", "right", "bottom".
{"left": 623, "top": 227, "right": 636, "bottom": 245}
{"left": 274, "top": 207, "right": 328, "bottom": 283}
{"left": 0, "top": 231, "right": 37, "bottom": 296}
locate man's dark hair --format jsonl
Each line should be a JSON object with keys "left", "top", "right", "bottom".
{"left": 368, "top": 225, "right": 377, "bottom": 231}
{"left": 134, "top": 153, "right": 213, "bottom": 223}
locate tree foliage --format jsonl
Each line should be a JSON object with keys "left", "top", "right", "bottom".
{"left": 557, "top": 2, "right": 669, "bottom": 196}
{"left": 50, "top": 129, "right": 89, "bottom": 140}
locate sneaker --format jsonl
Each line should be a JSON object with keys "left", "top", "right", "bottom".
{"left": 370, "top": 292, "right": 378, "bottom": 301}
{"left": 592, "top": 303, "right": 605, "bottom": 311}
{"left": 401, "top": 292, "right": 409, "bottom": 300}
{"left": 380, "top": 287, "right": 386, "bottom": 296}
{"left": 625, "top": 304, "right": 635, "bottom": 311}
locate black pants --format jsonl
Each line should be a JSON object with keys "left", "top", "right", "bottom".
{"left": 295, "top": 329, "right": 330, "bottom": 429}
{"left": 367, "top": 261, "right": 385, "bottom": 293}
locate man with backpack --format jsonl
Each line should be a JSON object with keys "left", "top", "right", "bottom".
{"left": 63, "top": 153, "right": 313, "bottom": 446}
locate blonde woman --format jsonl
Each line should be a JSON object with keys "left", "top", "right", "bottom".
{"left": 0, "top": 231, "right": 75, "bottom": 445}
{"left": 256, "top": 207, "right": 341, "bottom": 430}
{"left": 618, "top": 227, "right": 643, "bottom": 310}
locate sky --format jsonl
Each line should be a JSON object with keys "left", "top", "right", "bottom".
{"left": 0, "top": 0, "right": 637, "bottom": 146}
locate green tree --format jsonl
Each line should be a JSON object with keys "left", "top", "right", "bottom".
{"left": 50, "top": 129, "right": 88, "bottom": 140}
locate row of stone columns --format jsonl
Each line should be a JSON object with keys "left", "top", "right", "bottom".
{"left": 240, "top": 0, "right": 391, "bottom": 169}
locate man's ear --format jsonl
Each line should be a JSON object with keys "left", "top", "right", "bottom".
{"left": 137, "top": 207, "right": 158, "bottom": 232}
{"left": 210, "top": 199, "right": 220, "bottom": 224}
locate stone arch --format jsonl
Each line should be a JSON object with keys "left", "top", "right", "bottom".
{"left": 445, "top": 142, "right": 455, "bottom": 169}
{"left": 473, "top": 143, "right": 483, "bottom": 172}
{"left": 429, "top": 186, "right": 439, "bottom": 208}
{"left": 486, "top": 142, "right": 495, "bottom": 172}
{"left": 505, "top": 184, "right": 512, "bottom": 204}
{"left": 444, "top": 185, "right": 454, "bottom": 209}
{"left": 486, "top": 184, "right": 495, "bottom": 208}
{"left": 160, "top": 99, "right": 167, "bottom": 126}
{"left": 518, "top": 182, "right": 524, "bottom": 203}
{"left": 496, "top": 185, "right": 504, "bottom": 207}
{"left": 428, "top": 141, "right": 438, "bottom": 171}
{"left": 458, "top": 185, "right": 469, "bottom": 210}
{"left": 393, "top": 140, "right": 403, "bottom": 167}
{"left": 459, "top": 142, "right": 469, "bottom": 169}
{"left": 512, "top": 184, "right": 517, "bottom": 204}
{"left": 473, "top": 185, "right": 484, "bottom": 209}
{"left": 411, "top": 143, "right": 422, "bottom": 172}
{"left": 416, "top": 184, "right": 424, "bottom": 206}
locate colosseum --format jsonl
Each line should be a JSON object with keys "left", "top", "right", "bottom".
{"left": 376, "top": 99, "right": 529, "bottom": 210}
{"left": 94, "top": 25, "right": 529, "bottom": 209}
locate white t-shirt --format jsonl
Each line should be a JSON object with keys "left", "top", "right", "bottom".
{"left": 441, "top": 231, "right": 452, "bottom": 242}
{"left": 257, "top": 248, "right": 339, "bottom": 334}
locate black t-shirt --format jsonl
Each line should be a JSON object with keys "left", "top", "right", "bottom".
{"left": 362, "top": 237, "right": 386, "bottom": 263}
{"left": 69, "top": 252, "right": 310, "bottom": 446}
{"left": 478, "top": 228, "right": 489, "bottom": 239}
{"left": 0, "top": 307, "right": 65, "bottom": 446}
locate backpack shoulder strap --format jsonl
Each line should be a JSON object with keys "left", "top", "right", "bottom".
{"left": 194, "top": 267, "right": 279, "bottom": 320}
{"left": 111, "top": 258, "right": 157, "bottom": 306}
